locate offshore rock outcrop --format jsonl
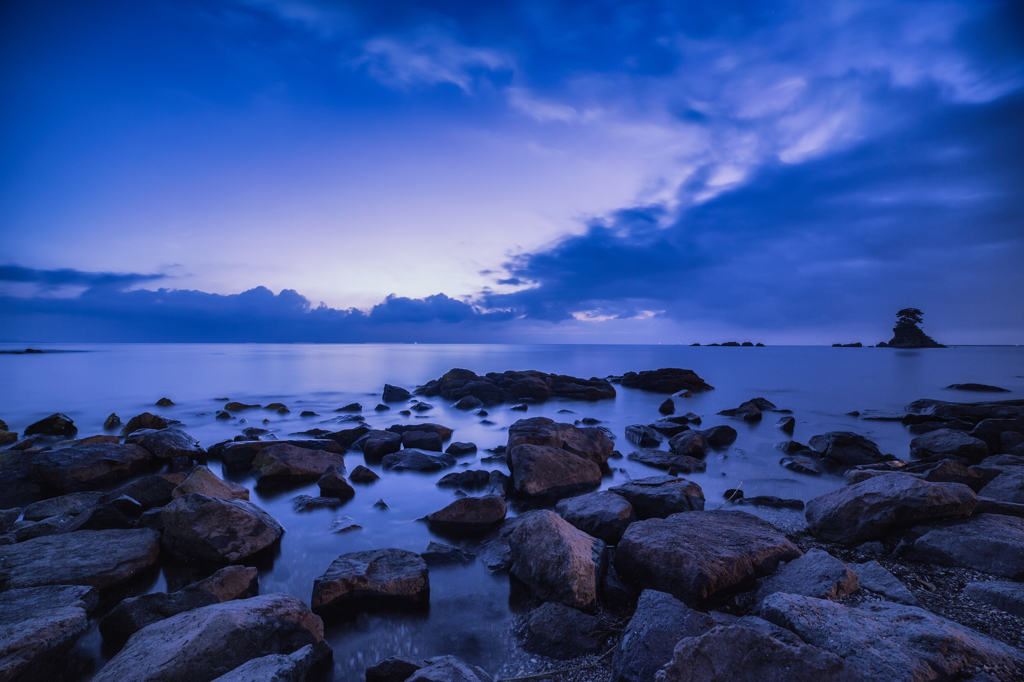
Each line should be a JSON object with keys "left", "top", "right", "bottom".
{"left": 417, "top": 368, "right": 616, "bottom": 406}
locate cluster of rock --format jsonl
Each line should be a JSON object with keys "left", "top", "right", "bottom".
{"left": 415, "top": 368, "right": 616, "bottom": 406}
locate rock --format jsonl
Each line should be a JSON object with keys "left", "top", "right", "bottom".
{"left": 628, "top": 449, "right": 707, "bottom": 474}
{"left": 620, "top": 368, "right": 714, "bottom": 394}
{"left": 437, "top": 470, "right": 494, "bottom": 488}
{"left": 23, "top": 490, "right": 104, "bottom": 521}
{"left": 300, "top": 411, "right": 318, "bottom": 417}
{"left": 419, "top": 368, "right": 615, "bottom": 405}
{"left": 976, "top": 496, "right": 1024, "bottom": 517}
{"left": 423, "top": 495, "right": 506, "bottom": 535}
{"left": 736, "top": 496, "right": 804, "bottom": 510}
{"left": 24, "top": 413, "right": 77, "bottom": 438}
{"left": 947, "top": 383, "right": 1011, "bottom": 392}
{"left": 251, "top": 443, "right": 346, "bottom": 483}
{"left": 421, "top": 542, "right": 475, "bottom": 566}
{"left": 897, "top": 513, "right": 1024, "bottom": 578}
{"left": 104, "top": 413, "right": 121, "bottom": 430}
{"left": 612, "top": 589, "right": 716, "bottom": 682}
{"left": 12, "top": 514, "right": 75, "bottom": 541}
{"left": 655, "top": 624, "right": 852, "bottom": 682}
{"left": 100, "top": 565, "right": 258, "bottom": 646}
{"left": 659, "top": 399, "right": 675, "bottom": 415}
{"left": 979, "top": 468, "right": 1024, "bottom": 502}
{"left": 63, "top": 503, "right": 135, "bottom": 533}
{"left": 360, "top": 430, "right": 403, "bottom": 460}
{"left": 626, "top": 425, "right": 663, "bottom": 447}
{"left": 173, "top": 465, "right": 250, "bottom": 501}
{"left": 509, "top": 403, "right": 528, "bottom": 411}
{"left": 365, "top": 655, "right": 426, "bottom": 682}
{"left": 209, "top": 644, "right": 322, "bottom": 682}
{"left": 155, "top": 397, "right": 175, "bottom": 407}
{"left": 754, "top": 549, "right": 858, "bottom": 605}
{"left": 382, "top": 449, "right": 457, "bottom": 472}
{"left": 28, "top": 443, "right": 156, "bottom": 492}
{"left": 648, "top": 420, "right": 691, "bottom": 437}
{"left": 808, "top": 432, "right": 888, "bottom": 466}
{"left": 609, "top": 476, "right": 705, "bottom": 519}
{"left": 615, "top": 511, "right": 801, "bottom": 604}
{"left": 0, "top": 528, "right": 160, "bottom": 590}
{"left": 326, "top": 424, "right": 371, "bottom": 447}
{"left": 383, "top": 384, "right": 413, "bottom": 402}
{"left": 776, "top": 416, "right": 795, "bottom": 433}
{"left": 699, "top": 425, "right": 737, "bottom": 448}
{"left": 852, "top": 560, "right": 918, "bottom": 605}
{"left": 402, "top": 430, "right": 443, "bottom": 452}
{"left": 373, "top": 499, "right": 389, "bottom": 510}
{"left": 910, "top": 428, "right": 989, "bottom": 462}
{"left": 667, "top": 431, "right": 708, "bottom": 458}
{"left": 407, "top": 656, "right": 493, "bottom": 682}
{"left": 719, "top": 398, "right": 776, "bottom": 422}
{"left": 0, "top": 507, "right": 19, "bottom": 533}
{"left": 316, "top": 465, "right": 354, "bottom": 500}
{"left": 126, "top": 428, "right": 205, "bottom": 459}
{"left": 453, "top": 395, "right": 483, "bottom": 410}
{"left": 103, "top": 472, "right": 186, "bottom": 510}
{"left": 965, "top": 581, "right": 1024, "bottom": 617}
{"left": 516, "top": 602, "right": 606, "bottom": 659}
{"left": 445, "top": 442, "right": 477, "bottom": 456}
{"left": 507, "top": 417, "right": 614, "bottom": 467}
{"left": 162, "top": 493, "right": 284, "bottom": 562}
{"left": 224, "top": 401, "right": 260, "bottom": 411}
{"left": 386, "top": 423, "right": 455, "bottom": 440}
{"left": 759, "top": 592, "right": 1024, "bottom": 681}
{"left": 336, "top": 402, "right": 361, "bottom": 413}
{"left": 216, "top": 410, "right": 232, "bottom": 420}
{"left": 0, "top": 430, "right": 18, "bottom": 446}
{"left": 120, "top": 412, "right": 169, "bottom": 436}
{"left": 914, "top": 459, "right": 986, "bottom": 490}
{"left": 80, "top": 434, "right": 120, "bottom": 445}
{"left": 507, "top": 444, "right": 602, "bottom": 499}
{"left": 0, "top": 585, "right": 99, "bottom": 682}
{"left": 349, "top": 465, "right": 380, "bottom": 483}
{"left": 804, "top": 474, "right": 977, "bottom": 544}
{"left": 508, "top": 510, "right": 606, "bottom": 612}
{"left": 92, "top": 593, "right": 324, "bottom": 682}
{"left": 556, "top": 491, "right": 636, "bottom": 544}
{"left": 779, "top": 455, "right": 823, "bottom": 475}
{"left": 291, "top": 495, "right": 346, "bottom": 512}
{"left": 311, "top": 548, "right": 429, "bottom": 614}
{"left": 971, "top": 418, "right": 1024, "bottom": 454}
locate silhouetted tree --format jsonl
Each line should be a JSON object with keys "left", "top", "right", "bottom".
{"left": 895, "top": 308, "right": 924, "bottom": 328}
{"left": 888, "top": 307, "right": 944, "bottom": 348}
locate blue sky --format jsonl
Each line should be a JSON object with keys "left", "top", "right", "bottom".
{"left": 1, "top": 0, "right": 1022, "bottom": 343}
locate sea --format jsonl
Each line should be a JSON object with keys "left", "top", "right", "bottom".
{"left": 2, "top": 342, "right": 1023, "bottom": 680}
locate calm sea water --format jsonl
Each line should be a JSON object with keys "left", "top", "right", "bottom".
{"left": 3, "top": 343, "right": 1023, "bottom": 680}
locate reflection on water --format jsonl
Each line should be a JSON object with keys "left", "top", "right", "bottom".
{"left": 2, "top": 343, "right": 1023, "bottom": 680}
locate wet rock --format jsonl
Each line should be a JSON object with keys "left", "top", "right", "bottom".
{"left": 516, "top": 602, "right": 606, "bottom": 659}
{"left": 402, "top": 430, "right": 443, "bottom": 452}
{"left": 120, "top": 412, "right": 169, "bottom": 436}
{"left": 776, "top": 416, "right": 795, "bottom": 433}
{"left": 852, "top": 560, "right": 918, "bottom": 605}
{"left": 970, "top": 418, "right": 1024, "bottom": 454}
{"left": 103, "top": 472, "right": 186, "bottom": 510}
{"left": 326, "top": 424, "right": 371, "bottom": 447}
{"left": 25, "top": 413, "right": 78, "bottom": 438}
{"left": 946, "top": 383, "right": 1011, "bottom": 393}
{"left": 453, "top": 395, "right": 483, "bottom": 410}
{"left": 383, "top": 384, "right": 413, "bottom": 402}
{"left": 23, "top": 490, "right": 104, "bottom": 521}
{"left": 620, "top": 368, "right": 714, "bottom": 394}
{"left": 103, "top": 413, "right": 121, "bottom": 430}
{"left": 736, "top": 496, "right": 804, "bottom": 510}
{"left": 913, "top": 459, "right": 986, "bottom": 490}
{"left": 210, "top": 644, "right": 322, "bottom": 682}
{"left": 507, "top": 444, "right": 602, "bottom": 499}
{"left": 508, "top": 510, "right": 606, "bottom": 612}
{"left": 317, "top": 465, "right": 354, "bottom": 500}
{"left": 0, "top": 507, "right": 19, "bottom": 533}
{"left": 63, "top": 502, "right": 134, "bottom": 533}
{"left": 386, "top": 423, "right": 455, "bottom": 440}
{"left": 779, "top": 455, "right": 823, "bottom": 475}
{"left": 759, "top": 592, "right": 1024, "bottom": 681}
{"left": 808, "top": 432, "right": 889, "bottom": 466}
{"left": 754, "top": 548, "right": 858, "bottom": 605}
{"left": 126, "top": 428, "right": 204, "bottom": 460}
{"left": 365, "top": 655, "right": 425, "bottom": 682}
{"left": 424, "top": 495, "right": 506, "bottom": 535}
{"left": 80, "top": 434, "right": 120, "bottom": 445}
{"left": 965, "top": 581, "right": 1024, "bottom": 617}
{"left": 699, "top": 425, "right": 737, "bottom": 448}
{"left": 628, "top": 448, "right": 706, "bottom": 474}
{"left": 507, "top": 417, "right": 614, "bottom": 467}
{"left": 626, "top": 425, "right": 662, "bottom": 447}
{"left": 291, "top": 495, "right": 346, "bottom": 512}
{"left": 28, "top": 443, "right": 156, "bottom": 492}
{"left": 437, "top": 470, "right": 490, "bottom": 488}
{"left": 162, "top": 493, "right": 284, "bottom": 562}
{"left": 382, "top": 449, "right": 456, "bottom": 472}
{"left": 719, "top": 398, "right": 776, "bottom": 422}
{"left": 420, "top": 368, "right": 615, "bottom": 405}
{"left": 359, "top": 430, "right": 403, "bottom": 461}
{"left": 0, "top": 430, "right": 18, "bottom": 446}
{"left": 615, "top": 511, "right": 801, "bottom": 604}
{"left": 93, "top": 593, "right": 324, "bottom": 682}
{"left": 910, "top": 428, "right": 989, "bottom": 462}
{"left": 173, "top": 465, "right": 250, "bottom": 501}
{"left": 251, "top": 443, "right": 346, "bottom": 483}
{"left": 648, "top": 420, "right": 690, "bottom": 437}
{"left": 609, "top": 476, "right": 705, "bottom": 519}
{"left": 445, "top": 442, "right": 477, "bottom": 457}
{"left": 100, "top": 565, "right": 258, "bottom": 647}
{"left": 410, "top": 402, "right": 433, "bottom": 413}
{"left": 311, "top": 548, "right": 429, "bottom": 614}
{"left": 224, "top": 401, "right": 260, "bottom": 411}
{"left": 349, "top": 465, "right": 380, "bottom": 483}
{"left": 667, "top": 431, "right": 708, "bottom": 458}
{"left": 373, "top": 499, "right": 389, "bottom": 510}
{"left": 407, "top": 656, "right": 493, "bottom": 682}
{"left": 0, "top": 528, "right": 160, "bottom": 590}
{"left": 979, "top": 468, "right": 1024, "bottom": 503}
{"left": 0, "top": 584, "right": 99, "bottom": 682}
{"left": 804, "top": 474, "right": 977, "bottom": 544}
{"left": 421, "top": 542, "right": 475, "bottom": 566}
{"left": 897, "top": 513, "right": 1024, "bottom": 578}
{"left": 556, "top": 490, "right": 636, "bottom": 544}
{"left": 659, "top": 398, "right": 675, "bottom": 415}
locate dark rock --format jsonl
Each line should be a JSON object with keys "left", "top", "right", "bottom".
{"left": 365, "top": 655, "right": 425, "bottom": 682}
{"left": 373, "top": 499, "right": 389, "bottom": 510}
{"left": 216, "top": 410, "right": 231, "bottom": 420}
{"left": 162, "top": 493, "right": 284, "bottom": 562}
{"left": 23, "top": 491, "right": 104, "bottom": 521}
{"left": 156, "top": 397, "right": 175, "bottom": 407}
{"left": 970, "top": 418, "right": 1024, "bottom": 454}
{"left": 805, "top": 474, "right": 977, "bottom": 544}
{"left": 609, "top": 476, "right": 705, "bottom": 519}
{"left": 979, "top": 468, "right": 1024, "bottom": 503}
{"left": 445, "top": 442, "right": 477, "bottom": 456}
{"left": 628, "top": 448, "right": 706, "bottom": 473}
{"left": 318, "top": 466, "right": 354, "bottom": 500}
{"left": 419, "top": 368, "right": 615, "bottom": 405}
{"left": 699, "top": 425, "right": 737, "bottom": 448}
{"left": 753, "top": 548, "right": 858, "bottom": 604}
{"left": 407, "top": 656, "right": 493, "bottom": 682}
{"left": 173, "top": 465, "right": 249, "bottom": 500}
{"left": 507, "top": 444, "right": 602, "bottom": 499}
{"left": 326, "top": 424, "right": 371, "bottom": 447}
{"left": 375, "top": 404, "right": 390, "bottom": 412}
{"left": 659, "top": 399, "right": 675, "bottom": 415}
{"left": 625, "top": 425, "right": 662, "bottom": 447}
{"left": 898, "top": 513, "right": 1024, "bottom": 578}
{"left": 508, "top": 510, "right": 606, "bottom": 612}
{"left": 912, "top": 459, "right": 986, "bottom": 491}
{"left": 64, "top": 503, "right": 135, "bottom": 532}
{"left": 808, "top": 432, "right": 888, "bottom": 466}
{"left": 736, "top": 496, "right": 804, "bottom": 510}
{"left": 555, "top": 491, "right": 636, "bottom": 544}
{"left": 667, "top": 431, "right": 708, "bottom": 458}
{"left": 507, "top": 417, "right": 614, "bottom": 467}
{"left": 25, "top": 413, "right": 78, "bottom": 438}
{"left": 965, "top": 581, "right": 1024, "bottom": 617}
{"left": 852, "top": 560, "right": 918, "bottom": 605}
{"left": 910, "top": 428, "right": 990, "bottom": 462}
{"left": 252, "top": 443, "right": 346, "bottom": 483}
{"left": 103, "top": 413, "right": 121, "bottom": 430}
{"left": 779, "top": 455, "right": 823, "bottom": 475}
{"left": 648, "top": 420, "right": 690, "bottom": 437}
{"left": 312, "top": 548, "right": 429, "bottom": 614}
{"left": 510, "top": 403, "right": 528, "bottom": 412}
{"left": 126, "top": 427, "right": 205, "bottom": 459}
{"left": 421, "top": 542, "right": 475, "bottom": 566}
{"left": 28, "top": 443, "right": 156, "bottom": 492}
{"left": 776, "top": 416, "right": 795, "bottom": 433}
{"left": 402, "top": 430, "right": 443, "bottom": 452}
{"left": 92, "top": 593, "right": 324, "bottom": 682}
{"left": 0, "top": 430, "right": 16, "bottom": 446}
{"left": 382, "top": 449, "right": 457, "bottom": 472}
{"left": 453, "top": 396, "right": 483, "bottom": 410}
{"left": 437, "top": 470, "right": 490, "bottom": 488}
{"left": 120, "top": 412, "right": 169, "bottom": 435}
{"left": 291, "top": 495, "right": 346, "bottom": 512}
{"left": 0, "top": 507, "right": 19, "bottom": 534}
{"left": 225, "top": 401, "right": 260, "bottom": 411}
{"left": 336, "top": 403, "right": 362, "bottom": 413}
{"left": 383, "top": 384, "right": 413, "bottom": 402}
{"left": 210, "top": 644, "right": 322, "bottom": 682}
{"left": 300, "top": 411, "right": 318, "bottom": 417}
{"left": 719, "top": 398, "right": 776, "bottom": 422}
{"left": 360, "top": 430, "right": 403, "bottom": 461}
{"left": 515, "top": 602, "right": 606, "bottom": 659}
{"left": 947, "top": 383, "right": 1011, "bottom": 393}
{"left": 615, "top": 511, "right": 801, "bottom": 604}
{"left": 424, "top": 495, "right": 506, "bottom": 535}
{"left": 410, "top": 402, "right": 433, "bottom": 412}
{"left": 386, "top": 423, "right": 455, "bottom": 440}
{"left": 12, "top": 514, "right": 76, "bottom": 541}
{"left": 620, "top": 368, "right": 714, "bottom": 394}
{"left": 104, "top": 472, "right": 186, "bottom": 510}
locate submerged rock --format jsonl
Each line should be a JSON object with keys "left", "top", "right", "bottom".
{"left": 25, "top": 413, "right": 78, "bottom": 438}
{"left": 382, "top": 449, "right": 456, "bottom": 472}
{"left": 628, "top": 448, "right": 707, "bottom": 473}
{"left": 421, "top": 542, "right": 476, "bottom": 566}
{"left": 311, "top": 548, "right": 429, "bottom": 614}
{"left": 120, "top": 412, "right": 169, "bottom": 436}
{"left": 620, "top": 368, "right": 714, "bottom": 394}
{"left": 808, "top": 432, "right": 889, "bottom": 466}
{"left": 423, "top": 495, "right": 506, "bottom": 535}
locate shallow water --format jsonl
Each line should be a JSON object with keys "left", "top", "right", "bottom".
{"left": 2, "top": 343, "right": 1023, "bottom": 680}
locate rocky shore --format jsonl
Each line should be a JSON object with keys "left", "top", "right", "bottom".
{"left": 2, "top": 367, "right": 1024, "bottom": 681}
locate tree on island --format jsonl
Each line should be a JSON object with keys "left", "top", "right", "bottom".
{"left": 885, "top": 308, "right": 946, "bottom": 348}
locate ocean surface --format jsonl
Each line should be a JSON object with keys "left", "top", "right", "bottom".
{"left": 3, "top": 342, "right": 1023, "bottom": 680}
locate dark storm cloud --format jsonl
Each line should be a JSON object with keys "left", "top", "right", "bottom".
{"left": 0, "top": 265, "right": 165, "bottom": 291}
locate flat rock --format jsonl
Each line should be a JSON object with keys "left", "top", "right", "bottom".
{"left": 508, "top": 510, "right": 606, "bottom": 612}
{"left": 898, "top": 513, "right": 1024, "bottom": 578}
{"left": 947, "top": 383, "right": 1011, "bottom": 393}
{"left": 103, "top": 472, "right": 186, "bottom": 510}
{"left": 754, "top": 549, "right": 858, "bottom": 605}
{"left": 421, "top": 542, "right": 475, "bottom": 566}
{"left": 311, "top": 548, "right": 429, "bottom": 614}
{"left": 615, "top": 511, "right": 802, "bottom": 604}
{"left": 979, "top": 468, "right": 1024, "bottom": 503}
{"left": 625, "top": 425, "right": 662, "bottom": 447}
{"left": 556, "top": 491, "right": 636, "bottom": 544}
{"left": 215, "top": 438, "right": 344, "bottom": 471}
{"left": 407, "top": 655, "right": 493, "bottom": 682}
{"left": 965, "top": 581, "right": 1024, "bottom": 617}
{"left": 609, "top": 476, "right": 705, "bottom": 519}
{"left": 910, "top": 428, "right": 989, "bottom": 462}
{"left": 507, "top": 417, "right": 614, "bottom": 467}
{"left": 0, "top": 528, "right": 160, "bottom": 590}
{"left": 779, "top": 455, "right": 823, "bottom": 475}
{"left": 28, "top": 443, "right": 156, "bottom": 492}
{"left": 173, "top": 465, "right": 249, "bottom": 501}
{"left": 93, "top": 593, "right": 324, "bottom": 682}
{"left": 424, "top": 495, "right": 506, "bottom": 535}
{"left": 386, "top": 423, "right": 454, "bottom": 440}
{"left": 507, "top": 444, "right": 602, "bottom": 499}
{"left": 628, "top": 449, "right": 706, "bottom": 474}
{"left": 382, "top": 449, "right": 456, "bottom": 472}
{"left": 620, "top": 368, "right": 713, "bottom": 394}
{"left": 210, "top": 644, "right": 320, "bottom": 682}
{"left": 402, "top": 430, "right": 443, "bottom": 452}
{"left": 0, "top": 584, "right": 98, "bottom": 682}
{"left": 162, "top": 493, "right": 284, "bottom": 562}
{"left": 446, "top": 442, "right": 477, "bottom": 456}
{"left": 252, "top": 443, "right": 346, "bottom": 483}
{"left": 808, "top": 432, "right": 888, "bottom": 466}
{"left": 126, "top": 428, "right": 205, "bottom": 459}
{"left": 648, "top": 420, "right": 690, "bottom": 437}
{"left": 23, "top": 490, "right": 104, "bottom": 521}
{"left": 852, "top": 560, "right": 918, "bottom": 605}
{"left": 804, "top": 474, "right": 977, "bottom": 544}
{"left": 515, "top": 602, "right": 606, "bottom": 659}
{"left": 759, "top": 592, "right": 1024, "bottom": 681}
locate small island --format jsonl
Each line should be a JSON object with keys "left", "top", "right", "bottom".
{"left": 882, "top": 308, "right": 946, "bottom": 348}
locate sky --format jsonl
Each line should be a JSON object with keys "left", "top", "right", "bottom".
{"left": 1, "top": 0, "right": 1023, "bottom": 343}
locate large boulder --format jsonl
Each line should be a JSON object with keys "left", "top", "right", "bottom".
{"left": 359, "top": 430, "right": 403, "bottom": 460}
{"left": 628, "top": 449, "right": 706, "bottom": 474}
{"left": 556, "top": 491, "right": 636, "bottom": 544}
{"left": 759, "top": 592, "right": 1024, "bottom": 681}
{"left": 119, "top": 412, "right": 169, "bottom": 436}
{"left": 620, "top": 368, "right": 713, "bottom": 394}
{"left": 103, "top": 472, "right": 186, "bottom": 510}
{"left": 897, "top": 513, "right": 1024, "bottom": 578}
{"left": 27, "top": 443, "right": 156, "bottom": 492}
{"left": 0, "top": 528, "right": 160, "bottom": 590}
{"left": 126, "top": 428, "right": 205, "bottom": 459}
{"left": 215, "top": 438, "right": 344, "bottom": 471}
{"left": 0, "top": 584, "right": 98, "bottom": 682}
{"left": 753, "top": 549, "right": 858, "bottom": 605}
{"left": 23, "top": 490, "right": 104, "bottom": 521}
{"left": 612, "top": 589, "right": 716, "bottom": 682}
{"left": 507, "top": 417, "right": 614, "bottom": 467}
{"left": 910, "top": 428, "right": 989, "bottom": 462}
{"left": 311, "top": 548, "right": 429, "bottom": 615}
{"left": 978, "top": 468, "right": 1024, "bottom": 503}
{"left": 161, "top": 493, "right": 284, "bottom": 562}
{"left": 808, "top": 432, "right": 888, "bottom": 466}
{"left": 804, "top": 474, "right": 977, "bottom": 544}
{"left": 251, "top": 444, "right": 346, "bottom": 483}
{"left": 382, "top": 449, "right": 456, "bottom": 472}
{"left": 423, "top": 495, "right": 506, "bottom": 535}
{"left": 616, "top": 511, "right": 801, "bottom": 604}
{"left": 210, "top": 645, "right": 321, "bottom": 682}
{"left": 507, "top": 444, "right": 602, "bottom": 499}
{"left": 965, "top": 581, "right": 1024, "bottom": 617}
{"left": 173, "top": 465, "right": 249, "bottom": 500}
{"left": 24, "top": 413, "right": 78, "bottom": 438}
{"left": 92, "top": 594, "right": 324, "bottom": 682}
{"left": 609, "top": 476, "right": 705, "bottom": 519}
{"left": 515, "top": 602, "right": 606, "bottom": 659}
{"left": 508, "top": 510, "right": 607, "bottom": 612}
{"left": 100, "top": 565, "right": 259, "bottom": 647}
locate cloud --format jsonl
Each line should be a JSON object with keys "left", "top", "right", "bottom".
{"left": 0, "top": 265, "right": 166, "bottom": 293}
